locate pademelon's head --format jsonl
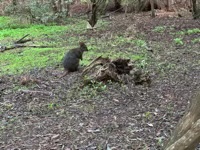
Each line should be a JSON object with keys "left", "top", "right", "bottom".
{"left": 79, "top": 42, "right": 88, "bottom": 52}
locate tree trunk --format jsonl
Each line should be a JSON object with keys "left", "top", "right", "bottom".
{"left": 164, "top": 92, "right": 200, "bottom": 150}
{"left": 57, "top": 0, "right": 62, "bottom": 12}
{"left": 150, "top": 0, "right": 155, "bottom": 17}
{"left": 51, "top": 0, "right": 58, "bottom": 14}
{"left": 192, "top": 0, "right": 198, "bottom": 19}
{"left": 88, "top": 1, "right": 98, "bottom": 28}
{"left": 167, "top": 0, "right": 170, "bottom": 11}
{"left": 137, "top": 0, "right": 142, "bottom": 12}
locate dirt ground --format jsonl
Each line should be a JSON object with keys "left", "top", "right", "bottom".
{"left": 0, "top": 11, "right": 200, "bottom": 150}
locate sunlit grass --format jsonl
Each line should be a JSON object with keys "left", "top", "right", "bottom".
{"left": 0, "top": 15, "right": 146, "bottom": 76}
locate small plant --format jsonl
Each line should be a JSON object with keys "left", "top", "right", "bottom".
{"left": 174, "top": 38, "right": 183, "bottom": 45}
{"left": 144, "top": 111, "right": 152, "bottom": 120}
{"left": 156, "top": 136, "right": 165, "bottom": 147}
{"left": 192, "top": 38, "right": 200, "bottom": 43}
{"left": 176, "top": 31, "right": 185, "bottom": 35}
{"left": 153, "top": 26, "right": 166, "bottom": 32}
{"left": 187, "top": 28, "right": 200, "bottom": 34}
{"left": 133, "top": 39, "right": 147, "bottom": 48}
{"left": 69, "top": 81, "right": 107, "bottom": 100}
{"left": 48, "top": 103, "right": 58, "bottom": 110}
{"left": 90, "top": 81, "right": 107, "bottom": 92}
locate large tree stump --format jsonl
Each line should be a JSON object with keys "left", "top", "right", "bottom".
{"left": 164, "top": 92, "right": 200, "bottom": 150}
{"left": 81, "top": 56, "right": 133, "bottom": 85}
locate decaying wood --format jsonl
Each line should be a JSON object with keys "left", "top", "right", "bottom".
{"left": 82, "top": 56, "right": 110, "bottom": 76}
{"left": 164, "top": 92, "right": 200, "bottom": 150}
{"left": 0, "top": 34, "right": 51, "bottom": 52}
{"left": 82, "top": 56, "right": 133, "bottom": 85}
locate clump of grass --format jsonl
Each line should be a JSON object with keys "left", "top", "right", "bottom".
{"left": 174, "top": 38, "right": 183, "bottom": 45}
{"left": 176, "top": 28, "right": 200, "bottom": 35}
{"left": 152, "top": 26, "right": 166, "bottom": 32}
{"left": 187, "top": 28, "right": 200, "bottom": 34}
{"left": 192, "top": 38, "right": 200, "bottom": 43}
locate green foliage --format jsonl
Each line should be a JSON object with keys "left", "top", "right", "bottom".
{"left": 157, "top": 62, "right": 176, "bottom": 75}
{"left": 153, "top": 26, "right": 166, "bottom": 32}
{"left": 176, "top": 28, "right": 200, "bottom": 35}
{"left": 4, "top": 0, "right": 67, "bottom": 24}
{"left": 187, "top": 28, "right": 200, "bottom": 34}
{"left": 144, "top": 111, "right": 152, "bottom": 120}
{"left": 156, "top": 136, "right": 165, "bottom": 147}
{"left": 176, "top": 31, "right": 185, "bottom": 35}
{"left": 174, "top": 38, "right": 183, "bottom": 45}
{"left": 0, "top": 16, "right": 111, "bottom": 76}
{"left": 192, "top": 38, "right": 200, "bottom": 43}
{"left": 0, "top": 25, "right": 67, "bottom": 40}
{"left": 0, "top": 16, "right": 87, "bottom": 75}
{"left": 68, "top": 81, "right": 107, "bottom": 100}
{"left": 133, "top": 39, "right": 147, "bottom": 48}
{"left": 48, "top": 103, "right": 58, "bottom": 110}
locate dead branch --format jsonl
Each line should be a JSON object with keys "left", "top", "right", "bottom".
{"left": 19, "top": 89, "right": 52, "bottom": 96}
{"left": 14, "top": 34, "right": 30, "bottom": 44}
{"left": 0, "top": 34, "right": 51, "bottom": 52}
{"left": 1, "top": 44, "right": 51, "bottom": 52}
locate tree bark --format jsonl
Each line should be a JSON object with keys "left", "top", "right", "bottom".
{"left": 164, "top": 92, "right": 200, "bottom": 150}
{"left": 51, "top": 0, "right": 58, "bottom": 14}
{"left": 192, "top": 0, "right": 198, "bottom": 19}
{"left": 57, "top": 0, "right": 62, "bottom": 12}
{"left": 150, "top": 0, "right": 155, "bottom": 17}
{"left": 88, "top": 1, "right": 98, "bottom": 28}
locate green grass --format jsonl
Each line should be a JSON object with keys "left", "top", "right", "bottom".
{"left": 0, "top": 17, "right": 88, "bottom": 41}
{"left": 176, "top": 28, "right": 200, "bottom": 35}
{"left": 152, "top": 26, "right": 166, "bottom": 32}
{"left": 0, "top": 25, "right": 67, "bottom": 40}
{"left": 0, "top": 16, "right": 147, "bottom": 76}
{"left": 0, "top": 47, "right": 63, "bottom": 75}
{"left": 0, "top": 16, "right": 89, "bottom": 75}
{"left": 192, "top": 38, "right": 200, "bottom": 43}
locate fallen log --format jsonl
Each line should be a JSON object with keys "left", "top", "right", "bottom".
{"left": 0, "top": 34, "right": 51, "bottom": 52}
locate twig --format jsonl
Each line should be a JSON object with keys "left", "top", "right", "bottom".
{"left": 19, "top": 89, "right": 53, "bottom": 96}
{"left": 15, "top": 39, "right": 32, "bottom": 44}
{"left": 1, "top": 44, "right": 52, "bottom": 52}
{"left": 85, "top": 56, "right": 102, "bottom": 68}
{"left": 15, "top": 34, "right": 30, "bottom": 44}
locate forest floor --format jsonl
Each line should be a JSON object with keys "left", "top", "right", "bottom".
{"left": 0, "top": 11, "right": 200, "bottom": 150}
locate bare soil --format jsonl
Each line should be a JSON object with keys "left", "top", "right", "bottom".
{"left": 0, "top": 12, "right": 200, "bottom": 150}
